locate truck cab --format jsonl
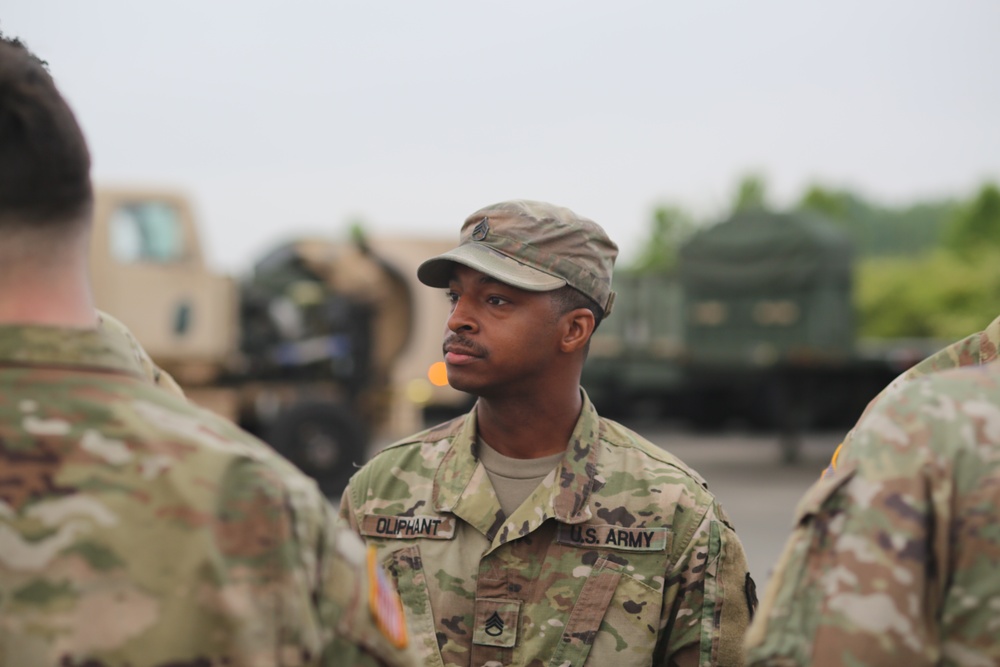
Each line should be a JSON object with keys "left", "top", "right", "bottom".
{"left": 90, "top": 188, "right": 238, "bottom": 389}
{"left": 88, "top": 187, "right": 468, "bottom": 497}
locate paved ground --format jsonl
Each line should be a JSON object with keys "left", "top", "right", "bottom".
{"left": 624, "top": 420, "right": 840, "bottom": 591}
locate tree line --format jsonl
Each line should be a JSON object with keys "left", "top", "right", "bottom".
{"left": 633, "top": 175, "right": 1000, "bottom": 340}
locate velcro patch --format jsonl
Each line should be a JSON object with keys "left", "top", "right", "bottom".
{"left": 360, "top": 514, "right": 457, "bottom": 540}
{"left": 472, "top": 598, "right": 520, "bottom": 648}
{"left": 556, "top": 524, "right": 669, "bottom": 552}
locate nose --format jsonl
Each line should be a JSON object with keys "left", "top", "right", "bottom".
{"left": 447, "top": 296, "right": 477, "bottom": 334}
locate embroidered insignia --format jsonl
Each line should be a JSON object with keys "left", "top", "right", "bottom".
{"left": 484, "top": 611, "right": 505, "bottom": 637}
{"left": 556, "top": 523, "right": 670, "bottom": 552}
{"left": 367, "top": 546, "right": 408, "bottom": 649}
{"left": 471, "top": 216, "right": 490, "bottom": 241}
{"left": 472, "top": 599, "right": 520, "bottom": 647}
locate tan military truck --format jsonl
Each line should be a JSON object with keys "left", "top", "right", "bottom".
{"left": 90, "top": 187, "right": 468, "bottom": 497}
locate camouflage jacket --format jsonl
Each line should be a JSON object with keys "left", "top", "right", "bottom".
{"left": 822, "top": 312, "right": 1000, "bottom": 478}
{"left": 96, "top": 310, "right": 186, "bottom": 397}
{"left": 340, "top": 392, "right": 754, "bottom": 667}
{"left": 745, "top": 360, "right": 1000, "bottom": 665}
{"left": 0, "top": 324, "right": 416, "bottom": 667}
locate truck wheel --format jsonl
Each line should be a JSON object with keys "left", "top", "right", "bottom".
{"left": 266, "top": 402, "right": 367, "bottom": 500}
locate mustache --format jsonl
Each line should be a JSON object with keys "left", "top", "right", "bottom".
{"left": 443, "top": 334, "right": 487, "bottom": 358}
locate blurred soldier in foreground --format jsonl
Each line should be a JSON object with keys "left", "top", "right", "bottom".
{"left": 821, "top": 312, "right": 1000, "bottom": 478}
{"left": 0, "top": 34, "right": 414, "bottom": 666}
{"left": 341, "top": 200, "right": 756, "bottom": 666}
{"left": 97, "top": 309, "right": 187, "bottom": 397}
{"left": 745, "top": 355, "right": 1000, "bottom": 662}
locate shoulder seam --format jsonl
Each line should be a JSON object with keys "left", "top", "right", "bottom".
{"left": 379, "top": 414, "right": 467, "bottom": 452}
{"left": 599, "top": 419, "right": 709, "bottom": 488}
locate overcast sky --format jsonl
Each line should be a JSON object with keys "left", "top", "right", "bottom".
{"left": 6, "top": 1, "right": 999, "bottom": 273}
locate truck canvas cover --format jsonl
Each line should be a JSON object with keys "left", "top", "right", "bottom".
{"left": 679, "top": 210, "right": 853, "bottom": 294}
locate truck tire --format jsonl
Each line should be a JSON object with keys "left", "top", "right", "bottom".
{"left": 266, "top": 401, "right": 367, "bottom": 500}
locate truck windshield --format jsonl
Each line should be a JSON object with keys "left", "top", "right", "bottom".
{"left": 110, "top": 202, "right": 184, "bottom": 263}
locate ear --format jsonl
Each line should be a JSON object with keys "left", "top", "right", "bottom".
{"left": 559, "top": 308, "right": 596, "bottom": 354}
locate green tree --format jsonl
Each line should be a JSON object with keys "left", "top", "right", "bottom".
{"left": 856, "top": 249, "right": 1000, "bottom": 340}
{"left": 631, "top": 204, "right": 694, "bottom": 273}
{"left": 732, "top": 173, "right": 769, "bottom": 212}
{"left": 945, "top": 182, "right": 1000, "bottom": 257}
{"left": 797, "top": 183, "right": 954, "bottom": 257}
{"left": 798, "top": 184, "right": 853, "bottom": 221}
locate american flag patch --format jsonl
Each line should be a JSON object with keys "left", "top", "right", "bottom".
{"left": 367, "top": 546, "right": 408, "bottom": 649}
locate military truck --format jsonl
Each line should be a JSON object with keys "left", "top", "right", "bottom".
{"left": 583, "top": 209, "right": 940, "bottom": 461}
{"left": 90, "top": 187, "right": 468, "bottom": 497}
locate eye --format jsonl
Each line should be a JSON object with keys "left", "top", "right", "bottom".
{"left": 486, "top": 295, "right": 509, "bottom": 306}
{"left": 445, "top": 290, "right": 459, "bottom": 305}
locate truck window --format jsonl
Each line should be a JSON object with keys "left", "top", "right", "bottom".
{"left": 109, "top": 202, "right": 185, "bottom": 263}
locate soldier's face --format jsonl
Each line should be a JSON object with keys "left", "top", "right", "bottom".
{"left": 443, "top": 265, "right": 564, "bottom": 397}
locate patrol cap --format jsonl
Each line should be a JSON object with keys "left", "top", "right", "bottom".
{"left": 417, "top": 200, "right": 618, "bottom": 317}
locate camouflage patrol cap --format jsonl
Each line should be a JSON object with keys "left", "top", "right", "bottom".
{"left": 417, "top": 200, "right": 618, "bottom": 316}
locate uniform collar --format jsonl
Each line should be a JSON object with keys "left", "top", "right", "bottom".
{"left": 433, "top": 389, "right": 602, "bottom": 546}
{"left": 0, "top": 323, "right": 142, "bottom": 377}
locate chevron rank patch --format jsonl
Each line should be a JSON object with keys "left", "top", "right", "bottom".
{"left": 471, "top": 216, "right": 490, "bottom": 241}
{"left": 367, "top": 546, "right": 408, "bottom": 649}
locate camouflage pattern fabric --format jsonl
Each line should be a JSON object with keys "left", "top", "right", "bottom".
{"left": 97, "top": 310, "right": 186, "bottom": 398}
{"left": 822, "top": 312, "right": 1000, "bottom": 479}
{"left": 416, "top": 200, "right": 620, "bottom": 317}
{"left": 745, "top": 360, "right": 1000, "bottom": 665}
{"left": 0, "top": 324, "right": 416, "bottom": 667}
{"left": 341, "top": 391, "right": 755, "bottom": 667}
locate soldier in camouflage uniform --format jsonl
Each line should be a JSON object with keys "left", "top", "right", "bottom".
{"left": 340, "top": 200, "right": 756, "bottom": 666}
{"left": 744, "top": 356, "right": 1000, "bottom": 665}
{"left": 821, "top": 312, "right": 1000, "bottom": 479}
{"left": 0, "top": 35, "right": 415, "bottom": 666}
{"left": 97, "top": 310, "right": 187, "bottom": 398}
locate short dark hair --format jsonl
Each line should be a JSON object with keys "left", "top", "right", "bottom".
{"left": 550, "top": 285, "right": 604, "bottom": 332}
{"left": 0, "top": 32, "right": 92, "bottom": 228}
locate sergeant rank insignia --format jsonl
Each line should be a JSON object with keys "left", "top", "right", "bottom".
{"left": 484, "top": 611, "right": 504, "bottom": 637}
{"left": 471, "top": 216, "right": 490, "bottom": 241}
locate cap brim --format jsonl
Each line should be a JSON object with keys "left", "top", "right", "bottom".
{"left": 417, "top": 243, "right": 567, "bottom": 292}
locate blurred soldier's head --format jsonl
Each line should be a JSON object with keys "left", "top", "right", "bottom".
{"left": 0, "top": 33, "right": 92, "bottom": 245}
{"left": 0, "top": 32, "right": 96, "bottom": 326}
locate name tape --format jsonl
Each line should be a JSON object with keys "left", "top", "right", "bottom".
{"left": 556, "top": 524, "right": 669, "bottom": 552}
{"left": 360, "top": 514, "right": 457, "bottom": 540}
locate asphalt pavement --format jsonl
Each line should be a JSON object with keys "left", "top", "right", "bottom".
{"left": 625, "top": 419, "right": 840, "bottom": 591}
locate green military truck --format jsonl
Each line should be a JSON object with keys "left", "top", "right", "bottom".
{"left": 583, "top": 209, "right": 939, "bottom": 461}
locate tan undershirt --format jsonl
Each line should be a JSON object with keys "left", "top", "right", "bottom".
{"left": 478, "top": 437, "right": 564, "bottom": 518}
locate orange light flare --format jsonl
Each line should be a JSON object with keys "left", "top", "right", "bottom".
{"left": 428, "top": 362, "right": 450, "bottom": 387}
